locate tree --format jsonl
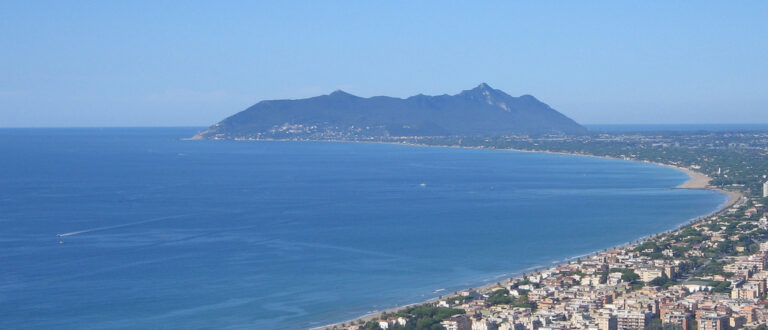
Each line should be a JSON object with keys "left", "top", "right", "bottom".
{"left": 621, "top": 270, "right": 640, "bottom": 282}
{"left": 644, "top": 317, "right": 662, "bottom": 330}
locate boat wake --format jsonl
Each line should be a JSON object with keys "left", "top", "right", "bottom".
{"left": 56, "top": 214, "right": 192, "bottom": 237}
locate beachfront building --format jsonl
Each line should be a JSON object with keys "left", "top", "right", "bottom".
{"left": 441, "top": 315, "right": 472, "bottom": 330}
{"left": 377, "top": 318, "right": 407, "bottom": 330}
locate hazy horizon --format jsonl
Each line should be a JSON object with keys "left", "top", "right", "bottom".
{"left": 2, "top": 1, "right": 767, "bottom": 127}
{"left": 6, "top": 123, "right": 768, "bottom": 130}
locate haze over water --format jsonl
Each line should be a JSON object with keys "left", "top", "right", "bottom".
{"left": 0, "top": 128, "right": 726, "bottom": 329}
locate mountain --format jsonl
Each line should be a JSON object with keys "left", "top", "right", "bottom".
{"left": 192, "top": 83, "right": 587, "bottom": 140}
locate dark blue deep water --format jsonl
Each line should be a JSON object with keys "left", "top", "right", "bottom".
{"left": 0, "top": 128, "right": 726, "bottom": 329}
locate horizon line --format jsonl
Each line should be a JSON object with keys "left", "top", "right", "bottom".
{"left": 2, "top": 123, "right": 768, "bottom": 129}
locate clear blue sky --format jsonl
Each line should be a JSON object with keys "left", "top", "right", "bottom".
{"left": 1, "top": 1, "right": 767, "bottom": 127}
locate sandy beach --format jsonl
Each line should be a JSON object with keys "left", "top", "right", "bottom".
{"left": 665, "top": 165, "right": 711, "bottom": 189}
{"left": 657, "top": 163, "right": 742, "bottom": 206}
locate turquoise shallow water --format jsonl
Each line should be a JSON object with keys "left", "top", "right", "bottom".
{"left": 0, "top": 128, "right": 726, "bottom": 329}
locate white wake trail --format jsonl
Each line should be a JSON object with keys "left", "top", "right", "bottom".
{"left": 56, "top": 214, "right": 191, "bottom": 237}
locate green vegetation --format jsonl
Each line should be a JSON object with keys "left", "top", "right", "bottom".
{"left": 643, "top": 317, "right": 662, "bottom": 330}
{"left": 484, "top": 289, "right": 536, "bottom": 309}
{"left": 447, "top": 295, "right": 472, "bottom": 305}
{"left": 676, "top": 261, "right": 694, "bottom": 275}
{"left": 634, "top": 241, "right": 661, "bottom": 253}
{"left": 710, "top": 281, "right": 732, "bottom": 293}
{"left": 630, "top": 282, "right": 645, "bottom": 291}
{"left": 512, "top": 279, "right": 537, "bottom": 288}
{"left": 611, "top": 268, "right": 640, "bottom": 283}
{"left": 361, "top": 306, "right": 464, "bottom": 330}
{"left": 693, "top": 261, "right": 730, "bottom": 277}
{"left": 644, "top": 319, "right": 684, "bottom": 330}
{"left": 649, "top": 275, "right": 675, "bottom": 288}
{"left": 486, "top": 289, "right": 515, "bottom": 305}
{"left": 561, "top": 270, "right": 584, "bottom": 276}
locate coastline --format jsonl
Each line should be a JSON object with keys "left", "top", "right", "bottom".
{"left": 311, "top": 140, "right": 744, "bottom": 330}
{"left": 668, "top": 165, "right": 711, "bottom": 189}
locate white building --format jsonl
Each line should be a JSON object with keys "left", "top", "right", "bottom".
{"left": 442, "top": 315, "right": 472, "bottom": 330}
{"left": 763, "top": 180, "right": 768, "bottom": 198}
{"left": 638, "top": 267, "right": 663, "bottom": 283}
{"left": 472, "top": 318, "right": 498, "bottom": 330}
{"left": 616, "top": 310, "right": 652, "bottom": 330}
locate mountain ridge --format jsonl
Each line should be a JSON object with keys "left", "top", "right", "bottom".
{"left": 193, "top": 84, "right": 587, "bottom": 140}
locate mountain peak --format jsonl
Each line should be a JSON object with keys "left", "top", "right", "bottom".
{"left": 476, "top": 82, "right": 492, "bottom": 90}
{"left": 461, "top": 83, "right": 506, "bottom": 96}
{"left": 459, "top": 83, "right": 514, "bottom": 110}
{"left": 329, "top": 90, "right": 357, "bottom": 98}
{"left": 465, "top": 83, "right": 497, "bottom": 95}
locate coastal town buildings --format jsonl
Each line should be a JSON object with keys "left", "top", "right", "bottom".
{"left": 662, "top": 311, "right": 692, "bottom": 330}
{"left": 697, "top": 313, "right": 728, "bottom": 330}
{"left": 441, "top": 315, "right": 471, "bottom": 330}
{"left": 615, "top": 310, "right": 652, "bottom": 329}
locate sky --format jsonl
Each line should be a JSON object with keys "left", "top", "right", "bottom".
{"left": 1, "top": 1, "right": 767, "bottom": 127}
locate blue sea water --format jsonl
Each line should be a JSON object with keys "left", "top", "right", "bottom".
{"left": 0, "top": 128, "right": 727, "bottom": 329}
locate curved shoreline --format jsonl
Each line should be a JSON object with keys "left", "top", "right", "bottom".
{"left": 313, "top": 141, "right": 744, "bottom": 330}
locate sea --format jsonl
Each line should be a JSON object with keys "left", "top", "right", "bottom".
{"left": 0, "top": 127, "right": 727, "bottom": 329}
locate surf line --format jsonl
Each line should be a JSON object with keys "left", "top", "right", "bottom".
{"left": 56, "top": 214, "right": 192, "bottom": 237}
